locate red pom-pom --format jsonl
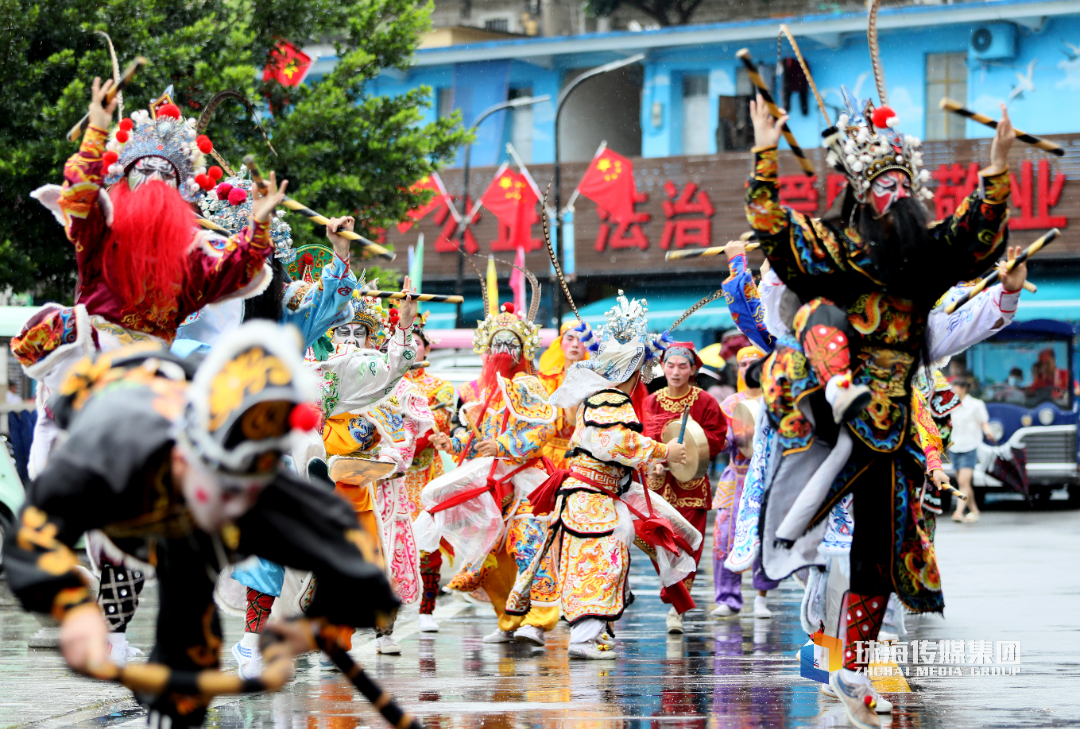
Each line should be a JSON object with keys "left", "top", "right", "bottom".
{"left": 156, "top": 103, "right": 182, "bottom": 120}
{"left": 871, "top": 106, "right": 896, "bottom": 129}
{"left": 301, "top": 252, "right": 314, "bottom": 266}
{"left": 196, "top": 135, "right": 213, "bottom": 154}
{"left": 208, "top": 166, "right": 223, "bottom": 181}
{"left": 118, "top": 118, "right": 134, "bottom": 132}
{"left": 501, "top": 303, "right": 516, "bottom": 314}
{"left": 216, "top": 183, "right": 233, "bottom": 200}
{"left": 115, "top": 129, "right": 129, "bottom": 144}
{"left": 102, "top": 151, "right": 119, "bottom": 167}
{"left": 195, "top": 174, "right": 214, "bottom": 191}
{"left": 228, "top": 187, "right": 248, "bottom": 205}
{"left": 388, "top": 309, "right": 400, "bottom": 323}
{"left": 289, "top": 403, "right": 321, "bottom": 432}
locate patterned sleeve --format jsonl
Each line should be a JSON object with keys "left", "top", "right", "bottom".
{"left": 745, "top": 146, "right": 846, "bottom": 286}
{"left": 58, "top": 125, "right": 110, "bottom": 266}
{"left": 312, "top": 329, "right": 417, "bottom": 417}
{"left": 927, "top": 283, "right": 1020, "bottom": 362}
{"left": 282, "top": 255, "right": 359, "bottom": 351}
{"left": 721, "top": 252, "right": 775, "bottom": 354}
{"left": 578, "top": 392, "right": 668, "bottom": 468}
{"left": 181, "top": 223, "right": 275, "bottom": 313}
{"left": 930, "top": 168, "right": 1010, "bottom": 280}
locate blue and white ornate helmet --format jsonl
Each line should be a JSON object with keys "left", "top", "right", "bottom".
{"left": 200, "top": 166, "right": 295, "bottom": 264}
{"left": 574, "top": 291, "right": 671, "bottom": 385}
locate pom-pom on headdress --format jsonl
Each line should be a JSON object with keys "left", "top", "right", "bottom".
{"left": 200, "top": 165, "right": 294, "bottom": 264}
{"left": 103, "top": 86, "right": 215, "bottom": 203}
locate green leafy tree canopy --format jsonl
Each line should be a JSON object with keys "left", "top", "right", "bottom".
{"left": 0, "top": 0, "right": 470, "bottom": 302}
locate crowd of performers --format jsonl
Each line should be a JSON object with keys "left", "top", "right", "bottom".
{"left": 1, "top": 21, "right": 1033, "bottom": 729}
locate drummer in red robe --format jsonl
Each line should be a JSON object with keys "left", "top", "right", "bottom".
{"left": 643, "top": 342, "right": 727, "bottom": 634}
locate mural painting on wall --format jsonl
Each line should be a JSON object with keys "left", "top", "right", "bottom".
{"left": 382, "top": 135, "right": 1075, "bottom": 276}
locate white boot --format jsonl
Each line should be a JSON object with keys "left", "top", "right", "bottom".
{"left": 514, "top": 624, "right": 545, "bottom": 647}
{"left": 376, "top": 635, "right": 401, "bottom": 654}
{"left": 666, "top": 606, "right": 685, "bottom": 634}
{"left": 753, "top": 595, "right": 773, "bottom": 619}
{"left": 418, "top": 614, "right": 440, "bottom": 633}
{"left": 711, "top": 604, "right": 739, "bottom": 618}
{"left": 107, "top": 632, "right": 143, "bottom": 669}
{"left": 482, "top": 628, "right": 515, "bottom": 643}
{"left": 231, "top": 633, "right": 262, "bottom": 679}
{"left": 568, "top": 640, "right": 617, "bottom": 660}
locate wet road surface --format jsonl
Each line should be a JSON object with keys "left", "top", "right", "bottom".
{"left": 2, "top": 506, "right": 1079, "bottom": 728}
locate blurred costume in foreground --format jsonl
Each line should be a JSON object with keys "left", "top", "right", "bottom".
{"left": 3, "top": 324, "right": 397, "bottom": 728}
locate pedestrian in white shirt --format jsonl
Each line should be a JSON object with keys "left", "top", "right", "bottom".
{"left": 949, "top": 379, "right": 994, "bottom": 523}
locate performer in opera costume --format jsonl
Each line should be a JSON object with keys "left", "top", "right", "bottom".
{"left": 508, "top": 294, "right": 702, "bottom": 661}
{"left": 418, "top": 277, "right": 560, "bottom": 648}
{"left": 642, "top": 342, "right": 726, "bottom": 634}
{"left": 744, "top": 15, "right": 1015, "bottom": 720}
{"left": 538, "top": 322, "right": 590, "bottom": 469}
{"left": 16, "top": 80, "right": 288, "bottom": 663}
{"left": 3, "top": 323, "right": 398, "bottom": 728}
{"left": 312, "top": 285, "right": 431, "bottom": 656}
{"left": 400, "top": 313, "right": 456, "bottom": 633}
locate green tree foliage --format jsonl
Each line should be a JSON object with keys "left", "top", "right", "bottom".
{"left": 0, "top": 0, "right": 470, "bottom": 301}
{"left": 585, "top": 0, "right": 707, "bottom": 26}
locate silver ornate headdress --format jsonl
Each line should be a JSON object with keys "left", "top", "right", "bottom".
{"left": 200, "top": 166, "right": 295, "bottom": 264}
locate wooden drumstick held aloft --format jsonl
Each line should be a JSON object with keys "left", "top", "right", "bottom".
{"left": 243, "top": 155, "right": 396, "bottom": 261}
{"left": 666, "top": 242, "right": 760, "bottom": 261}
{"left": 939, "top": 99, "right": 1064, "bottom": 156}
{"left": 736, "top": 48, "right": 814, "bottom": 176}
{"left": 944, "top": 229, "right": 1058, "bottom": 315}
{"left": 67, "top": 57, "right": 148, "bottom": 142}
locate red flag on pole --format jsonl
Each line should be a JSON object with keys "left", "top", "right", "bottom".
{"left": 480, "top": 167, "right": 541, "bottom": 252}
{"left": 398, "top": 173, "right": 450, "bottom": 233}
{"left": 576, "top": 148, "right": 638, "bottom": 224}
{"left": 263, "top": 40, "right": 313, "bottom": 87}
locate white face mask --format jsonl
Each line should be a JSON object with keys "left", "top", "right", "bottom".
{"left": 490, "top": 331, "right": 523, "bottom": 364}
{"left": 333, "top": 323, "right": 370, "bottom": 355}
{"left": 128, "top": 156, "right": 180, "bottom": 191}
{"left": 177, "top": 450, "right": 269, "bottom": 532}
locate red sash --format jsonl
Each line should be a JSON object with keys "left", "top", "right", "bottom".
{"left": 428, "top": 458, "right": 544, "bottom": 514}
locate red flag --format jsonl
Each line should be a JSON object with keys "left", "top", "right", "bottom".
{"left": 263, "top": 40, "right": 312, "bottom": 87}
{"left": 577, "top": 148, "right": 638, "bottom": 224}
{"left": 397, "top": 174, "right": 449, "bottom": 233}
{"left": 480, "top": 167, "right": 541, "bottom": 252}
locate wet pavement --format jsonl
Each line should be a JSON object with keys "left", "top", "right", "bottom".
{"left": 2, "top": 506, "right": 1079, "bottom": 728}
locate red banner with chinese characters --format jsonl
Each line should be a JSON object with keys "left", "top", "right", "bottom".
{"left": 480, "top": 168, "right": 542, "bottom": 253}
{"left": 263, "top": 40, "right": 312, "bottom": 87}
{"left": 379, "top": 133, "right": 1078, "bottom": 280}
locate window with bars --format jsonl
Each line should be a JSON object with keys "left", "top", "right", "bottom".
{"left": 925, "top": 52, "right": 968, "bottom": 141}
{"left": 484, "top": 18, "right": 509, "bottom": 32}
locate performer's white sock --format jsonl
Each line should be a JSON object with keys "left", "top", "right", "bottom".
{"left": 754, "top": 595, "right": 768, "bottom": 612}
{"left": 840, "top": 667, "right": 869, "bottom": 685}
{"left": 241, "top": 631, "right": 261, "bottom": 648}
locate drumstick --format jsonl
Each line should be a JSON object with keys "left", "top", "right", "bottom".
{"left": 736, "top": 48, "right": 814, "bottom": 176}
{"left": 243, "top": 155, "right": 396, "bottom": 260}
{"left": 941, "top": 482, "right": 967, "bottom": 501}
{"left": 359, "top": 288, "right": 463, "bottom": 304}
{"left": 939, "top": 98, "right": 1064, "bottom": 156}
{"left": 677, "top": 406, "right": 691, "bottom": 444}
{"left": 67, "top": 57, "right": 148, "bottom": 143}
{"left": 944, "top": 229, "right": 1058, "bottom": 314}
{"left": 666, "top": 242, "right": 759, "bottom": 261}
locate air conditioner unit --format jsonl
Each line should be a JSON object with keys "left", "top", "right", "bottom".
{"left": 970, "top": 22, "right": 1017, "bottom": 61}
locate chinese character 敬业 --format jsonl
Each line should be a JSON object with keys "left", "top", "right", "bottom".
{"left": 932, "top": 162, "right": 980, "bottom": 220}
{"left": 1010, "top": 159, "right": 1067, "bottom": 231}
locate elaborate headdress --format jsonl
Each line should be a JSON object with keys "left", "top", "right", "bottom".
{"left": 821, "top": 0, "right": 932, "bottom": 206}
{"left": 201, "top": 166, "right": 295, "bottom": 264}
{"left": 178, "top": 321, "right": 318, "bottom": 482}
{"left": 575, "top": 291, "right": 670, "bottom": 385}
{"left": 350, "top": 288, "right": 389, "bottom": 347}
{"left": 411, "top": 311, "right": 438, "bottom": 347}
{"left": 472, "top": 260, "right": 542, "bottom": 362}
{"left": 103, "top": 86, "right": 217, "bottom": 203}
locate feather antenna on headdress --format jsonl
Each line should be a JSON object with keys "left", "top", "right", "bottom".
{"left": 541, "top": 179, "right": 581, "bottom": 323}
{"left": 867, "top": 0, "right": 888, "bottom": 106}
